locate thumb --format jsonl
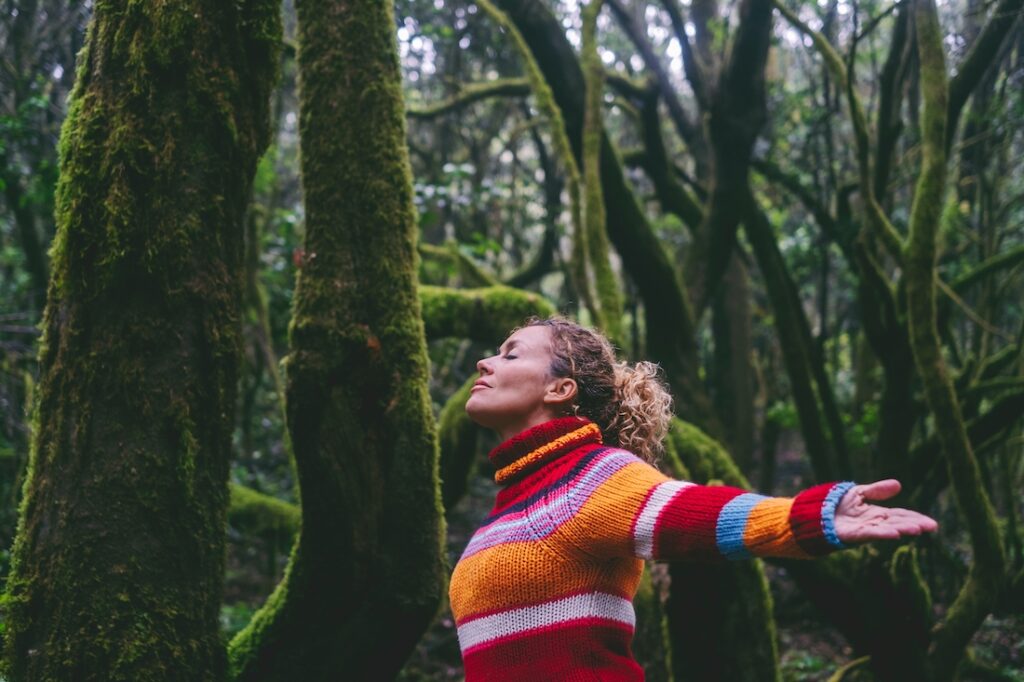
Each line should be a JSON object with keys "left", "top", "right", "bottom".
{"left": 856, "top": 479, "right": 902, "bottom": 502}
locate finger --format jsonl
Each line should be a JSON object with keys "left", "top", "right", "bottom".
{"left": 842, "top": 511, "right": 938, "bottom": 541}
{"left": 856, "top": 479, "right": 902, "bottom": 502}
{"left": 884, "top": 508, "right": 939, "bottom": 533}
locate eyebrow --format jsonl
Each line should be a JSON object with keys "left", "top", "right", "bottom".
{"left": 498, "top": 339, "right": 521, "bottom": 354}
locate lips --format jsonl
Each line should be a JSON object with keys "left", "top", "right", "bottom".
{"left": 471, "top": 380, "right": 490, "bottom": 392}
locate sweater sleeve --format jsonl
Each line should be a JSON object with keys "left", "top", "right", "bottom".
{"left": 560, "top": 449, "right": 854, "bottom": 561}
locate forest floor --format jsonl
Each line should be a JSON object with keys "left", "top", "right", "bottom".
{"left": 222, "top": 442, "right": 1024, "bottom": 681}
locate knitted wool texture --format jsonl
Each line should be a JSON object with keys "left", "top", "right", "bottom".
{"left": 449, "top": 417, "right": 854, "bottom": 681}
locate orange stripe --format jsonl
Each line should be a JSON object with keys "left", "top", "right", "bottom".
{"left": 553, "top": 461, "right": 667, "bottom": 555}
{"left": 742, "top": 497, "right": 809, "bottom": 558}
{"left": 449, "top": 541, "right": 642, "bottom": 620}
{"left": 495, "top": 423, "right": 602, "bottom": 484}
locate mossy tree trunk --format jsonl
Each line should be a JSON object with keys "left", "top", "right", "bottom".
{"left": 903, "top": 1, "right": 1006, "bottom": 677}
{"left": 711, "top": 255, "right": 755, "bottom": 473}
{"left": 1, "top": 1, "right": 280, "bottom": 680}
{"left": 227, "top": 1, "right": 446, "bottom": 679}
{"left": 581, "top": 0, "right": 625, "bottom": 341}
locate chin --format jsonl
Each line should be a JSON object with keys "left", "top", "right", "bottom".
{"left": 465, "top": 398, "right": 501, "bottom": 431}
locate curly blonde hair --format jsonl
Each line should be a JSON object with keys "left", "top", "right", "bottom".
{"left": 524, "top": 317, "right": 672, "bottom": 463}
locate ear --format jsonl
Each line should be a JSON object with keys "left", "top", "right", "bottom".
{"left": 542, "top": 376, "right": 578, "bottom": 410}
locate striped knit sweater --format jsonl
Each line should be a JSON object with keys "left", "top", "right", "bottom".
{"left": 449, "top": 416, "right": 854, "bottom": 681}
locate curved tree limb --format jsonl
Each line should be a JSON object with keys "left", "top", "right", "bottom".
{"left": 901, "top": 2, "right": 1006, "bottom": 677}
{"left": 494, "top": 0, "right": 718, "bottom": 432}
{"left": 946, "top": 0, "right": 1024, "bottom": 149}
{"left": 228, "top": 0, "right": 446, "bottom": 676}
{"left": 688, "top": 0, "right": 775, "bottom": 315}
{"left": 475, "top": 0, "right": 599, "bottom": 324}
{"left": 606, "top": 0, "right": 705, "bottom": 162}
{"left": 420, "top": 285, "right": 556, "bottom": 344}
{"left": 407, "top": 77, "right": 531, "bottom": 119}
{"left": 638, "top": 88, "right": 705, "bottom": 234}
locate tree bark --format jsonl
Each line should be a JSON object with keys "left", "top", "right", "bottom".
{"left": 903, "top": 1, "right": 1006, "bottom": 677}
{"left": 1, "top": 1, "right": 280, "bottom": 679}
{"left": 711, "top": 254, "right": 755, "bottom": 472}
{"left": 227, "top": 1, "right": 446, "bottom": 678}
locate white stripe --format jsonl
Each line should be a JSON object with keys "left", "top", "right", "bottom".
{"left": 632, "top": 480, "right": 694, "bottom": 559}
{"left": 457, "top": 592, "right": 635, "bottom": 652}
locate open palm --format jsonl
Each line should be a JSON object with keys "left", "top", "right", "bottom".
{"left": 834, "top": 479, "right": 938, "bottom": 544}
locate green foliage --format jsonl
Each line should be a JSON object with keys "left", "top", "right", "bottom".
{"left": 843, "top": 404, "right": 879, "bottom": 453}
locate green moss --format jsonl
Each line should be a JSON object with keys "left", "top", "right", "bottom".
{"left": 664, "top": 417, "right": 747, "bottom": 488}
{"left": 437, "top": 376, "right": 483, "bottom": 510}
{"left": 420, "top": 285, "right": 556, "bottom": 345}
{"left": 227, "top": 484, "right": 300, "bottom": 540}
{"left": 632, "top": 565, "right": 673, "bottom": 682}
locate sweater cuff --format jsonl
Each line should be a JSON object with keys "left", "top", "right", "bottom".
{"left": 821, "top": 481, "right": 856, "bottom": 549}
{"left": 789, "top": 481, "right": 856, "bottom": 555}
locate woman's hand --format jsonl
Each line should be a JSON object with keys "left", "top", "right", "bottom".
{"left": 834, "top": 479, "right": 938, "bottom": 544}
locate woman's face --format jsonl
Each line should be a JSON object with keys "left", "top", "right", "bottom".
{"left": 465, "top": 325, "right": 576, "bottom": 439}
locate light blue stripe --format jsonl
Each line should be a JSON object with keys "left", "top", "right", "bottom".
{"left": 716, "top": 493, "right": 768, "bottom": 560}
{"left": 821, "top": 481, "right": 856, "bottom": 548}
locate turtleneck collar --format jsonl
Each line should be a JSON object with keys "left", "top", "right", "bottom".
{"left": 489, "top": 416, "right": 603, "bottom": 485}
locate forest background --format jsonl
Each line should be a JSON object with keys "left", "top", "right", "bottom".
{"left": 0, "top": 0, "right": 1022, "bottom": 680}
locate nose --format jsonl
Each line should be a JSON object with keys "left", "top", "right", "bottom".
{"left": 477, "top": 356, "right": 495, "bottom": 375}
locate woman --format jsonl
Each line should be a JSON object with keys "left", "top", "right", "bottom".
{"left": 449, "top": 317, "right": 937, "bottom": 681}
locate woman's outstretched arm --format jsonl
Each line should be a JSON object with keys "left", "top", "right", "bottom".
{"left": 560, "top": 450, "right": 937, "bottom": 561}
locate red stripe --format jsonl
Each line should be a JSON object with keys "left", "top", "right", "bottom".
{"left": 653, "top": 485, "right": 745, "bottom": 560}
{"left": 789, "top": 483, "right": 834, "bottom": 555}
{"left": 493, "top": 443, "right": 604, "bottom": 510}
{"left": 462, "top": 619, "right": 641, "bottom": 681}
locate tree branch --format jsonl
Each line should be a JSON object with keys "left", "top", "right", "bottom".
{"left": 406, "top": 77, "right": 531, "bottom": 119}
